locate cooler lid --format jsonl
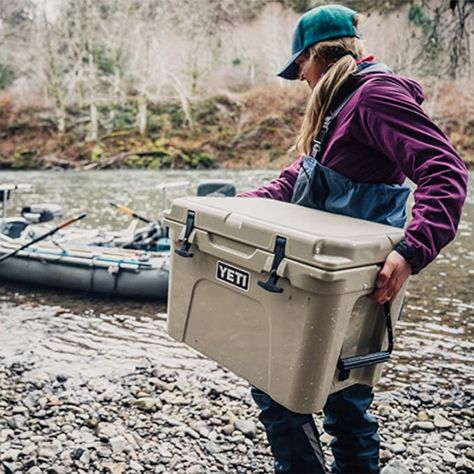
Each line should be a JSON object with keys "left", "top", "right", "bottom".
{"left": 165, "top": 197, "right": 405, "bottom": 270}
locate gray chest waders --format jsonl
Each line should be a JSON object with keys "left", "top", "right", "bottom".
{"left": 290, "top": 81, "right": 411, "bottom": 378}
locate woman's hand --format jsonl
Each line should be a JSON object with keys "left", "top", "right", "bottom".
{"left": 370, "top": 251, "right": 412, "bottom": 304}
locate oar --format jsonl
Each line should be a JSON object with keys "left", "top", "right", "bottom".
{"left": 0, "top": 213, "right": 87, "bottom": 264}
{"left": 109, "top": 202, "right": 151, "bottom": 224}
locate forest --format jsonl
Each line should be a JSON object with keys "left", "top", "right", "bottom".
{"left": 0, "top": 0, "right": 472, "bottom": 170}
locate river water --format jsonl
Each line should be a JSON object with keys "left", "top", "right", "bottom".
{"left": 0, "top": 169, "right": 473, "bottom": 393}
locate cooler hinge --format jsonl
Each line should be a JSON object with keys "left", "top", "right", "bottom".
{"left": 258, "top": 236, "right": 287, "bottom": 293}
{"left": 175, "top": 210, "right": 195, "bottom": 258}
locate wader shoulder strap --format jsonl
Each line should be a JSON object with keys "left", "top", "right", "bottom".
{"left": 311, "top": 90, "right": 358, "bottom": 160}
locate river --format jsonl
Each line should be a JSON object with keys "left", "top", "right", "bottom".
{"left": 0, "top": 169, "right": 473, "bottom": 392}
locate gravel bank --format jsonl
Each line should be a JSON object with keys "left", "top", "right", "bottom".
{"left": 0, "top": 317, "right": 473, "bottom": 474}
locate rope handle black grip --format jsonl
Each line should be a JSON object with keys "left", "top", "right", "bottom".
{"left": 337, "top": 302, "right": 393, "bottom": 381}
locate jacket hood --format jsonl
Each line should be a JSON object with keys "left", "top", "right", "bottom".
{"left": 339, "top": 61, "right": 425, "bottom": 105}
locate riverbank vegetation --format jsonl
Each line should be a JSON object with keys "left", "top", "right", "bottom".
{"left": 0, "top": 0, "right": 472, "bottom": 170}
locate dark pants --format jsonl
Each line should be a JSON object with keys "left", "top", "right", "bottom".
{"left": 251, "top": 384, "right": 380, "bottom": 474}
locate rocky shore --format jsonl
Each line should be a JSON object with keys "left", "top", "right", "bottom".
{"left": 1, "top": 334, "right": 473, "bottom": 474}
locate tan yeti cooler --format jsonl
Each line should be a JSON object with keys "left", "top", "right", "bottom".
{"left": 164, "top": 197, "right": 406, "bottom": 414}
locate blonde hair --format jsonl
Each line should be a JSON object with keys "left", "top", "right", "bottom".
{"left": 295, "top": 34, "right": 365, "bottom": 156}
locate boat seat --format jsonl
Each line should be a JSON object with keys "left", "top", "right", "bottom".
{"left": 1, "top": 218, "right": 29, "bottom": 239}
{"left": 21, "top": 204, "right": 63, "bottom": 223}
{"left": 197, "top": 179, "right": 236, "bottom": 197}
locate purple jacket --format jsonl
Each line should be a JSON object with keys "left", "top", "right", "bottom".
{"left": 239, "top": 70, "right": 468, "bottom": 274}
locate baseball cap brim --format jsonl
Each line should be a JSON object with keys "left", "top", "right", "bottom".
{"left": 277, "top": 49, "right": 303, "bottom": 80}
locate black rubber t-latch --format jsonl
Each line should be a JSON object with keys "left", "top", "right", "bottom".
{"left": 175, "top": 210, "right": 195, "bottom": 258}
{"left": 258, "top": 236, "right": 287, "bottom": 293}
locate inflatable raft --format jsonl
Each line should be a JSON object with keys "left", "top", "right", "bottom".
{"left": 0, "top": 238, "right": 169, "bottom": 299}
{"left": 0, "top": 179, "right": 236, "bottom": 299}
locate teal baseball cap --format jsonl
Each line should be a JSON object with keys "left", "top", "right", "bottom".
{"left": 278, "top": 4, "right": 359, "bottom": 80}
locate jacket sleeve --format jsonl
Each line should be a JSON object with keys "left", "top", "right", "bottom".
{"left": 237, "top": 157, "right": 302, "bottom": 201}
{"left": 354, "top": 79, "right": 468, "bottom": 274}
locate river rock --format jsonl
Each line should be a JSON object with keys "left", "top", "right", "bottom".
{"left": 184, "top": 428, "right": 200, "bottom": 440}
{"left": 7, "top": 416, "right": 25, "bottom": 430}
{"left": 0, "top": 450, "right": 20, "bottom": 462}
{"left": 461, "top": 408, "right": 473, "bottom": 417}
{"left": 455, "top": 440, "right": 473, "bottom": 450}
{"left": 134, "top": 398, "right": 157, "bottom": 412}
{"left": 129, "top": 460, "right": 143, "bottom": 471}
{"left": 234, "top": 420, "right": 257, "bottom": 439}
{"left": 205, "top": 441, "right": 221, "bottom": 455}
{"left": 410, "top": 421, "right": 435, "bottom": 431}
{"left": 443, "top": 451, "right": 456, "bottom": 464}
{"left": 434, "top": 413, "right": 453, "bottom": 428}
{"left": 381, "top": 459, "right": 410, "bottom": 474}
{"left": 22, "top": 458, "right": 35, "bottom": 470}
{"left": 37, "top": 447, "right": 55, "bottom": 459}
{"left": 48, "top": 464, "right": 66, "bottom": 474}
{"left": 186, "top": 466, "right": 202, "bottom": 474}
{"left": 379, "top": 449, "right": 392, "bottom": 462}
{"left": 103, "top": 462, "right": 126, "bottom": 474}
{"left": 72, "top": 447, "right": 86, "bottom": 460}
{"left": 417, "top": 411, "right": 430, "bottom": 421}
{"left": 97, "top": 423, "right": 119, "bottom": 439}
{"left": 455, "top": 457, "right": 474, "bottom": 471}
{"left": 56, "top": 374, "right": 69, "bottom": 383}
{"left": 465, "top": 448, "right": 474, "bottom": 461}
{"left": 12, "top": 406, "right": 28, "bottom": 415}
{"left": 418, "top": 392, "right": 432, "bottom": 403}
{"left": 377, "top": 403, "right": 391, "bottom": 416}
{"left": 0, "top": 430, "right": 13, "bottom": 443}
{"left": 157, "top": 445, "right": 173, "bottom": 458}
{"left": 320, "top": 433, "right": 333, "bottom": 445}
{"left": 221, "top": 424, "right": 235, "bottom": 436}
{"left": 29, "top": 373, "right": 50, "bottom": 389}
{"left": 27, "top": 467, "right": 42, "bottom": 474}
{"left": 388, "top": 443, "right": 406, "bottom": 454}
{"left": 109, "top": 436, "right": 128, "bottom": 454}
{"left": 2, "top": 462, "right": 17, "bottom": 474}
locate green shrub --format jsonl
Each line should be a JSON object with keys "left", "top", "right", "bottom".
{"left": 0, "top": 64, "right": 16, "bottom": 90}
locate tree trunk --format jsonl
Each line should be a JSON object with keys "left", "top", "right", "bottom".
{"left": 137, "top": 95, "right": 147, "bottom": 135}
{"left": 169, "top": 74, "right": 193, "bottom": 127}
{"left": 42, "top": 11, "right": 66, "bottom": 134}
{"left": 57, "top": 109, "right": 66, "bottom": 134}
{"left": 89, "top": 102, "right": 98, "bottom": 141}
{"left": 249, "top": 62, "right": 256, "bottom": 87}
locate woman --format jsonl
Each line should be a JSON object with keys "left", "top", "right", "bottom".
{"left": 239, "top": 4, "right": 468, "bottom": 474}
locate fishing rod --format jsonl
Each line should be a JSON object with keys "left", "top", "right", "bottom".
{"left": 0, "top": 213, "right": 87, "bottom": 264}
{"left": 109, "top": 202, "right": 152, "bottom": 224}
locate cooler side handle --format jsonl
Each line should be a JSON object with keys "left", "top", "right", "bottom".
{"left": 192, "top": 229, "right": 273, "bottom": 273}
{"left": 337, "top": 302, "right": 393, "bottom": 381}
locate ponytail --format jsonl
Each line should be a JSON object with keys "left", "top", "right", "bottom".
{"left": 296, "top": 36, "right": 364, "bottom": 156}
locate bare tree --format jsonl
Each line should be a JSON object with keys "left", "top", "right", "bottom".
{"left": 1, "top": 0, "right": 471, "bottom": 136}
{"left": 408, "top": 0, "right": 472, "bottom": 78}
{"left": 0, "top": 1, "right": 37, "bottom": 92}
{"left": 41, "top": 4, "right": 67, "bottom": 133}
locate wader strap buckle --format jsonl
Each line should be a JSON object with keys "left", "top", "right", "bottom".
{"left": 175, "top": 210, "right": 195, "bottom": 258}
{"left": 258, "top": 236, "right": 287, "bottom": 293}
{"left": 311, "top": 116, "right": 332, "bottom": 159}
{"left": 337, "top": 302, "right": 394, "bottom": 381}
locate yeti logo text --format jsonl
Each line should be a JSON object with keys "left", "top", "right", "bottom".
{"left": 216, "top": 261, "right": 250, "bottom": 291}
